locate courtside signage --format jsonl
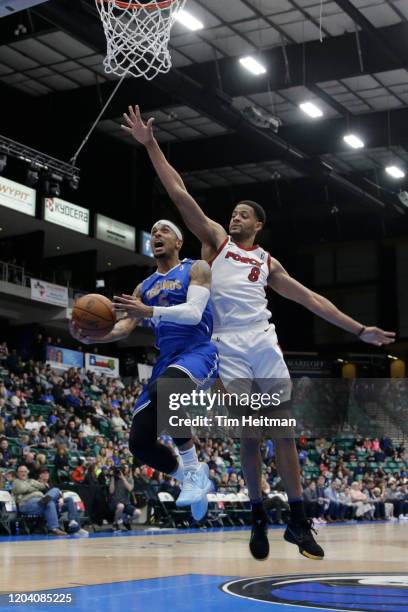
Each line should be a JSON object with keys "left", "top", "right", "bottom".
{"left": 44, "top": 197, "right": 89, "bottom": 234}
{"left": 95, "top": 214, "right": 136, "bottom": 251}
{"left": 85, "top": 352, "right": 119, "bottom": 378}
{"left": 0, "top": 176, "right": 36, "bottom": 216}
{"left": 30, "top": 278, "right": 68, "bottom": 307}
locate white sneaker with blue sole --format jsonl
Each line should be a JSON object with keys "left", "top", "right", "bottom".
{"left": 176, "top": 463, "right": 212, "bottom": 521}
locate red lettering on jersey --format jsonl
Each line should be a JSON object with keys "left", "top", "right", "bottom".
{"left": 225, "top": 251, "right": 262, "bottom": 267}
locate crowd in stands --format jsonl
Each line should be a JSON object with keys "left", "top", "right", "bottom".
{"left": 0, "top": 340, "right": 407, "bottom": 535}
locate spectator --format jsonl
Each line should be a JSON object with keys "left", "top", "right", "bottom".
{"left": 111, "top": 409, "right": 127, "bottom": 440}
{"left": 10, "top": 389, "right": 28, "bottom": 411}
{"left": 12, "top": 465, "right": 66, "bottom": 536}
{"left": 22, "top": 452, "right": 39, "bottom": 479}
{"left": 25, "top": 415, "right": 40, "bottom": 433}
{"left": 350, "top": 481, "right": 374, "bottom": 519}
{"left": 71, "top": 459, "right": 86, "bottom": 484}
{"left": 262, "top": 479, "right": 289, "bottom": 525}
{"left": 54, "top": 445, "right": 70, "bottom": 483}
{"left": 385, "top": 481, "right": 406, "bottom": 519}
{"left": 108, "top": 464, "right": 140, "bottom": 530}
{"left": 80, "top": 417, "right": 98, "bottom": 438}
{"left": 54, "top": 428, "right": 69, "bottom": 448}
{"left": 0, "top": 341, "right": 9, "bottom": 363}
{"left": 303, "top": 481, "right": 324, "bottom": 522}
{"left": 15, "top": 413, "right": 26, "bottom": 431}
{"left": 364, "top": 481, "right": 386, "bottom": 520}
{"left": 4, "top": 469, "right": 16, "bottom": 492}
{"left": 38, "top": 426, "right": 52, "bottom": 449}
{"left": 0, "top": 439, "right": 11, "bottom": 467}
{"left": 5, "top": 419, "right": 19, "bottom": 438}
{"left": 338, "top": 485, "right": 355, "bottom": 520}
{"left": 37, "top": 468, "right": 87, "bottom": 534}
{"left": 324, "top": 481, "right": 347, "bottom": 522}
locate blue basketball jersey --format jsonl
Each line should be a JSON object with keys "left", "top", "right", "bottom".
{"left": 141, "top": 259, "right": 214, "bottom": 355}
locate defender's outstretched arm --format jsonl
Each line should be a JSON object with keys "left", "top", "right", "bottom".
{"left": 268, "top": 258, "right": 396, "bottom": 346}
{"left": 122, "top": 105, "right": 227, "bottom": 254}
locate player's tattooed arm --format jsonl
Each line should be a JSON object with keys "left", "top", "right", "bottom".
{"left": 121, "top": 105, "right": 227, "bottom": 254}
{"left": 268, "top": 258, "right": 396, "bottom": 347}
{"left": 189, "top": 260, "right": 212, "bottom": 290}
{"left": 71, "top": 285, "right": 142, "bottom": 344}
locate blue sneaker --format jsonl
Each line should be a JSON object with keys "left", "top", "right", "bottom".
{"left": 176, "top": 463, "right": 211, "bottom": 521}
{"left": 191, "top": 463, "right": 212, "bottom": 521}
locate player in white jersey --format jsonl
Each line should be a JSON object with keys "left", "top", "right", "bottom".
{"left": 122, "top": 105, "right": 396, "bottom": 561}
{"left": 209, "top": 235, "right": 290, "bottom": 387}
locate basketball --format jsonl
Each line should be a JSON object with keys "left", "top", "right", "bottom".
{"left": 72, "top": 294, "right": 116, "bottom": 337}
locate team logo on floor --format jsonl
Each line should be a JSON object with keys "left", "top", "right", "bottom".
{"left": 221, "top": 573, "right": 408, "bottom": 611}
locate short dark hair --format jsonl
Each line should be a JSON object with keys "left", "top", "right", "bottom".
{"left": 237, "top": 200, "right": 266, "bottom": 225}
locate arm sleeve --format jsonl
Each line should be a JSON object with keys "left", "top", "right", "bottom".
{"left": 153, "top": 284, "right": 210, "bottom": 326}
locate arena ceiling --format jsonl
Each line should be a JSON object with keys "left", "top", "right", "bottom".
{"left": 1, "top": 0, "right": 408, "bottom": 230}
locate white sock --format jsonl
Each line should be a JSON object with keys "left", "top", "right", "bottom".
{"left": 170, "top": 458, "right": 184, "bottom": 483}
{"left": 179, "top": 445, "right": 199, "bottom": 472}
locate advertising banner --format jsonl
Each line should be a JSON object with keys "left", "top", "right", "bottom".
{"left": 0, "top": 176, "right": 36, "bottom": 216}
{"left": 95, "top": 214, "right": 135, "bottom": 251}
{"left": 30, "top": 278, "right": 68, "bottom": 307}
{"left": 85, "top": 352, "right": 119, "bottom": 378}
{"left": 46, "top": 345, "right": 84, "bottom": 371}
{"left": 44, "top": 197, "right": 89, "bottom": 234}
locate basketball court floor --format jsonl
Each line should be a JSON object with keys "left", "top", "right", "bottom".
{"left": 0, "top": 522, "right": 407, "bottom": 612}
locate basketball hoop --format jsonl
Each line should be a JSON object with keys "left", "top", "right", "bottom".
{"left": 95, "top": 0, "right": 187, "bottom": 80}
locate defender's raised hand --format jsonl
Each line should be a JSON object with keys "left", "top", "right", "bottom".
{"left": 121, "top": 105, "right": 155, "bottom": 145}
{"left": 359, "top": 326, "right": 396, "bottom": 347}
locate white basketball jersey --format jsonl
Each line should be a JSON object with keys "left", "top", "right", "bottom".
{"left": 210, "top": 236, "right": 272, "bottom": 332}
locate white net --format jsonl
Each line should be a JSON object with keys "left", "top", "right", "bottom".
{"left": 95, "top": 0, "right": 187, "bottom": 81}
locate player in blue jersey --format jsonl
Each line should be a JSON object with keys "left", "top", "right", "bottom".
{"left": 70, "top": 219, "right": 218, "bottom": 520}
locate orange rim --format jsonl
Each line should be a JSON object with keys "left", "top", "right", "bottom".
{"left": 96, "top": 0, "right": 178, "bottom": 9}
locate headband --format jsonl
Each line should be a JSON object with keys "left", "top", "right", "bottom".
{"left": 151, "top": 219, "right": 183, "bottom": 241}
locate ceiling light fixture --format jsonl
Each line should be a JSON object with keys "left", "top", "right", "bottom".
{"left": 343, "top": 134, "right": 364, "bottom": 149}
{"left": 43, "top": 172, "right": 63, "bottom": 198}
{"left": 299, "top": 101, "right": 323, "bottom": 118}
{"left": 68, "top": 175, "right": 80, "bottom": 191}
{"left": 0, "top": 153, "right": 7, "bottom": 174}
{"left": 176, "top": 9, "right": 204, "bottom": 31}
{"left": 26, "top": 166, "right": 40, "bottom": 187}
{"left": 386, "top": 165, "right": 405, "bottom": 179}
{"left": 239, "top": 56, "right": 267, "bottom": 76}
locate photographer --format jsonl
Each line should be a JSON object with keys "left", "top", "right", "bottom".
{"left": 108, "top": 464, "right": 140, "bottom": 530}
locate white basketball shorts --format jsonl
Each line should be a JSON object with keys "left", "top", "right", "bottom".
{"left": 212, "top": 322, "right": 292, "bottom": 401}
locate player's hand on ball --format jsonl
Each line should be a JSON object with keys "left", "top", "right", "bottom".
{"left": 113, "top": 294, "right": 153, "bottom": 319}
{"left": 359, "top": 326, "right": 396, "bottom": 346}
{"left": 121, "top": 105, "right": 155, "bottom": 145}
{"left": 69, "top": 320, "right": 96, "bottom": 345}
